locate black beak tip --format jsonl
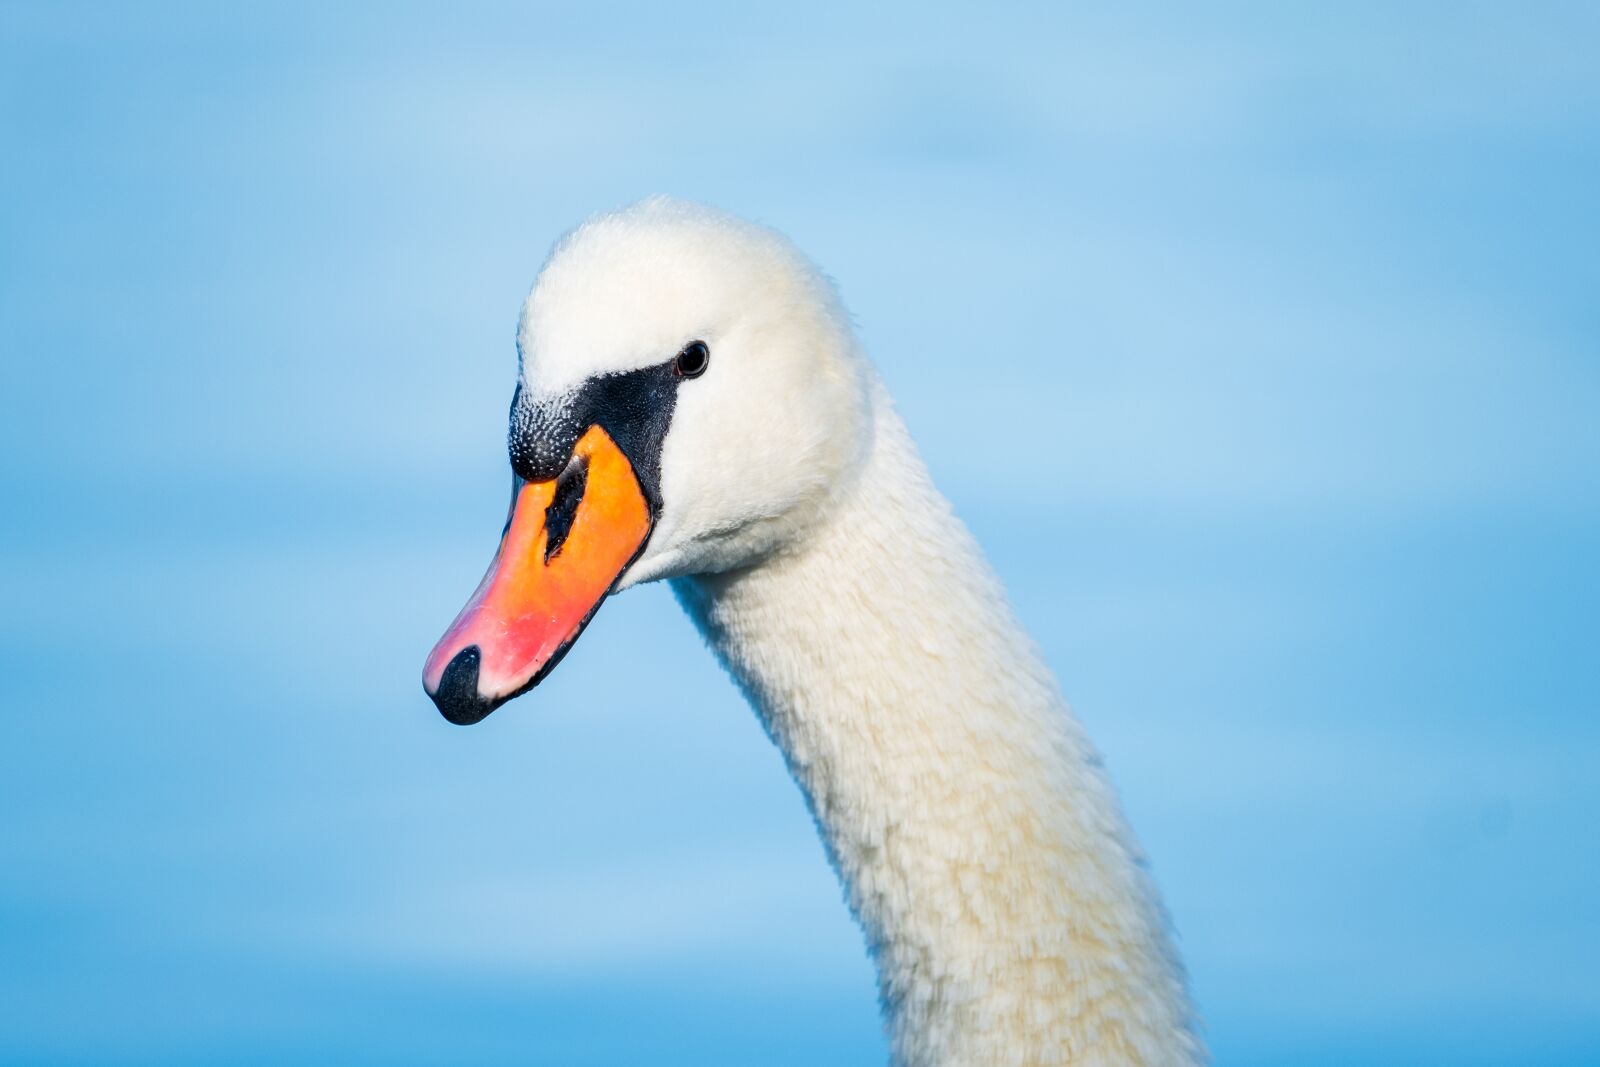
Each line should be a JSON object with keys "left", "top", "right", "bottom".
{"left": 427, "top": 646, "right": 501, "bottom": 726}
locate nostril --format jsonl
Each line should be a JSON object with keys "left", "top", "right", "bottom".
{"left": 429, "top": 646, "right": 498, "bottom": 726}
{"left": 543, "top": 452, "right": 590, "bottom": 562}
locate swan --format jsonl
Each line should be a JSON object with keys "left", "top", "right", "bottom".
{"left": 423, "top": 197, "right": 1204, "bottom": 1066}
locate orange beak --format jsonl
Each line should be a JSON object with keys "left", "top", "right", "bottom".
{"left": 423, "top": 425, "right": 653, "bottom": 724}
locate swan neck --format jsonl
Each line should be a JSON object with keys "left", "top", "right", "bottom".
{"left": 673, "top": 390, "right": 1202, "bottom": 1067}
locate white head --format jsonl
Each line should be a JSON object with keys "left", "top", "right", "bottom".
{"left": 519, "top": 197, "right": 873, "bottom": 583}
{"left": 425, "top": 197, "right": 875, "bottom": 723}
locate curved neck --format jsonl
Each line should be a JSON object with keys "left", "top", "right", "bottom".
{"left": 674, "top": 387, "right": 1202, "bottom": 1066}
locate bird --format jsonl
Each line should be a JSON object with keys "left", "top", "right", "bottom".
{"left": 423, "top": 196, "right": 1204, "bottom": 1067}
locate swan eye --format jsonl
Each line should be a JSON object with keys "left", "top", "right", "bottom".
{"left": 673, "top": 341, "right": 709, "bottom": 379}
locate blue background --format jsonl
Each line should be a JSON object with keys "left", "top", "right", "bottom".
{"left": 3, "top": 3, "right": 1597, "bottom": 1064}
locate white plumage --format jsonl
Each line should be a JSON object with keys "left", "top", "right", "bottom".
{"left": 510, "top": 197, "right": 1205, "bottom": 1066}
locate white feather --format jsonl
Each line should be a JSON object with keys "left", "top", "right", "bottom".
{"left": 518, "top": 197, "right": 1205, "bottom": 1066}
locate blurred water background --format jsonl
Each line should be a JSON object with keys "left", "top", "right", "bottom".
{"left": 2, "top": 3, "right": 1597, "bottom": 1064}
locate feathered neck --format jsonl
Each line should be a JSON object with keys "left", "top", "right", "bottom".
{"left": 674, "top": 382, "right": 1203, "bottom": 1067}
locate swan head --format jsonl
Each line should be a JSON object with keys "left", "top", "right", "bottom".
{"left": 424, "top": 197, "right": 872, "bottom": 724}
